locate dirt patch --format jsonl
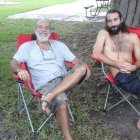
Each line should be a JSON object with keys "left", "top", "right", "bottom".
{"left": 61, "top": 22, "right": 140, "bottom": 140}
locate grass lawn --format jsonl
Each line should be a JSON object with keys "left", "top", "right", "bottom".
{"left": 0, "top": 0, "right": 115, "bottom": 140}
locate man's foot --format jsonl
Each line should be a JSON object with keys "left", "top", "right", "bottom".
{"left": 137, "top": 119, "right": 140, "bottom": 130}
{"left": 41, "top": 99, "right": 50, "bottom": 116}
{"left": 40, "top": 93, "right": 53, "bottom": 116}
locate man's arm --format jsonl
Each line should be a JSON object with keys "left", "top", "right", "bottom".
{"left": 133, "top": 34, "right": 140, "bottom": 69}
{"left": 10, "top": 59, "right": 30, "bottom": 81}
{"left": 124, "top": 33, "right": 140, "bottom": 72}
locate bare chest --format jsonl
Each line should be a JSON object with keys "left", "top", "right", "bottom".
{"left": 104, "top": 34, "right": 133, "bottom": 60}
{"left": 113, "top": 37, "right": 133, "bottom": 52}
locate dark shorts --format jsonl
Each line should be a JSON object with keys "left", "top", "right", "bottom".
{"left": 115, "top": 70, "right": 140, "bottom": 98}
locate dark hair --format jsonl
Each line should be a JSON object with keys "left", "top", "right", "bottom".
{"left": 105, "top": 9, "right": 128, "bottom": 33}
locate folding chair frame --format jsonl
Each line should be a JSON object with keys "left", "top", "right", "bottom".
{"left": 14, "top": 33, "right": 75, "bottom": 134}
{"left": 17, "top": 81, "right": 75, "bottom": 134}
{"left": 100, "top": 62, "right": 140, "bottom": 116}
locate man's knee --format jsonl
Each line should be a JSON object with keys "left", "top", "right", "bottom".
{"left": 74, "top": 65, "right": 87, "bottom": 76}
{"left": 58, "top": 102, "right": 67, "bottom": 111}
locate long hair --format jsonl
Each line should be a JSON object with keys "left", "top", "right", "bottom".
{"left": 105, "top": 9, "right": 128, "bottom": 33}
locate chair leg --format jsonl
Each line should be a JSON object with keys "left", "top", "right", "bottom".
{"left": 113, "top": 84, "right": 140, "bottom": 116}
{"left": 104, "top": 82, "right": 140, "bottom": 116}
{"left": 18, "top": 83, "right": 35, "bottom": 133}
{"left": 17, "top": 83, "right": 56, "bottom": 134}
{"left": 104, "top": 84, "right": 110, "bottom": 111}
{"left": 18, "top": 83, "right": 22, "bottom": 112}
{"left": 67, "top": 102, "right": 75, "bottom": 123}
{"left": 17, "top": 83, "right": 75, "bottom": 133}
{"left": 36, "top": 113, "right": 54, "bottom": 133}
{"left": 104, "top": 84, "right": 129, "bottom": 111}
{"left": 17, "top": 83, "right": 34, "bottom": 114}
{"left": 37, "top": 101, "right": 75, "bottom": 133}
{"left": 17, "top": 84, "right": 75, "bottom": 133}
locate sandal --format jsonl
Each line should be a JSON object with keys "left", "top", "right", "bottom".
{"left": 40, "top": 98, "right": 51, "bottom": 116}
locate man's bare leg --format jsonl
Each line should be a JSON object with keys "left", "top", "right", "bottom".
{"left": 42, "top": 65, "right": 87, "bottom": 105}
{"left": 56, "top": 102, "right": 73, "bottom": 140}
{"left": 137, "top": 118, "right": 140, "bottom": 130}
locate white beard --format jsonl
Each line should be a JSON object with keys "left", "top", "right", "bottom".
{"left": 35, "top": 32, "right": 50, "bottom": 42}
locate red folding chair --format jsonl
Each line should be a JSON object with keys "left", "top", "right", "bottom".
{"left": 13, "top": 32, "right": 75, "bottom": 134}
{"left": 92, "top": 26, "right": 140, "bottom": 116}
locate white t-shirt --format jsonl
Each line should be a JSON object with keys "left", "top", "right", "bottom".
{"left": 13, "top": 40, "right": 76, "bottom": 90}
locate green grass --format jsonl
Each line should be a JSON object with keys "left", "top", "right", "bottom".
{"left": 0, "top": 0, "right": 117, "bottom": 140}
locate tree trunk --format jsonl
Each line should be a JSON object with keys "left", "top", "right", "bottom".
{"left": 133, "top": 0, "right": 140, "bottom": 26}
{"left": 110, "top": 0, "right": 121, "bottom": 10}
{"left": 111, "top": 0, "right": 140, "bottom": 26}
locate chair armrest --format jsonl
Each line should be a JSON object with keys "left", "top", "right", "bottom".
{"left": 64, "top": 61, "right": 75, "bottom": 67}
{"left": 91, "top": 57, "right": 102, "bottom": 62}
{"left": 13, "top": 73, "right": 34, "bottom": 90}
{"left": 13, "top": 73, "right": 24, "bottom": 83}
{"left": 13, "top": 72, "right": 41, "bottom": 97}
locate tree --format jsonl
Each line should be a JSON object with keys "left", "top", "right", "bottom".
{"left": 111, "top": 0, "right": 140, "bottom": 26}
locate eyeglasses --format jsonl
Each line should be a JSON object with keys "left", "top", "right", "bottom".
{"left": 40, "top": 46, "right": 56, "bottom": 61}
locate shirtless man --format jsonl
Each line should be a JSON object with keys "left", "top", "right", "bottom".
{"left": 92, "top": 9, "right": 140, "bottom": 129}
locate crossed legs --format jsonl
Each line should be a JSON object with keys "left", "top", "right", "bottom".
{"left": 42, "top": 65, "right": 87, "bottom": 104}
{"left": 41, "top": 65, "right": 87, "bottom": 139}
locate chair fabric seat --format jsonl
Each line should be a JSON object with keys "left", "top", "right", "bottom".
{"left": 106, "top": 72, "right": 115, "bottom": 84}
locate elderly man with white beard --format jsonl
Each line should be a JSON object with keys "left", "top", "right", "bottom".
{"left": 10, "top": 19, "right": 90, "bottom": 140}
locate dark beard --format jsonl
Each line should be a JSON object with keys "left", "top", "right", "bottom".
{"left": 108, "top": 24, "right": 122, "bottom": 35}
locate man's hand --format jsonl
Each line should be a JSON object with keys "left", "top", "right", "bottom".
{"left": 17, "top": 69, "right": 30, "bottom": 81}
{"left": 116, "top": 61, "right": 137, "bottom": 73}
